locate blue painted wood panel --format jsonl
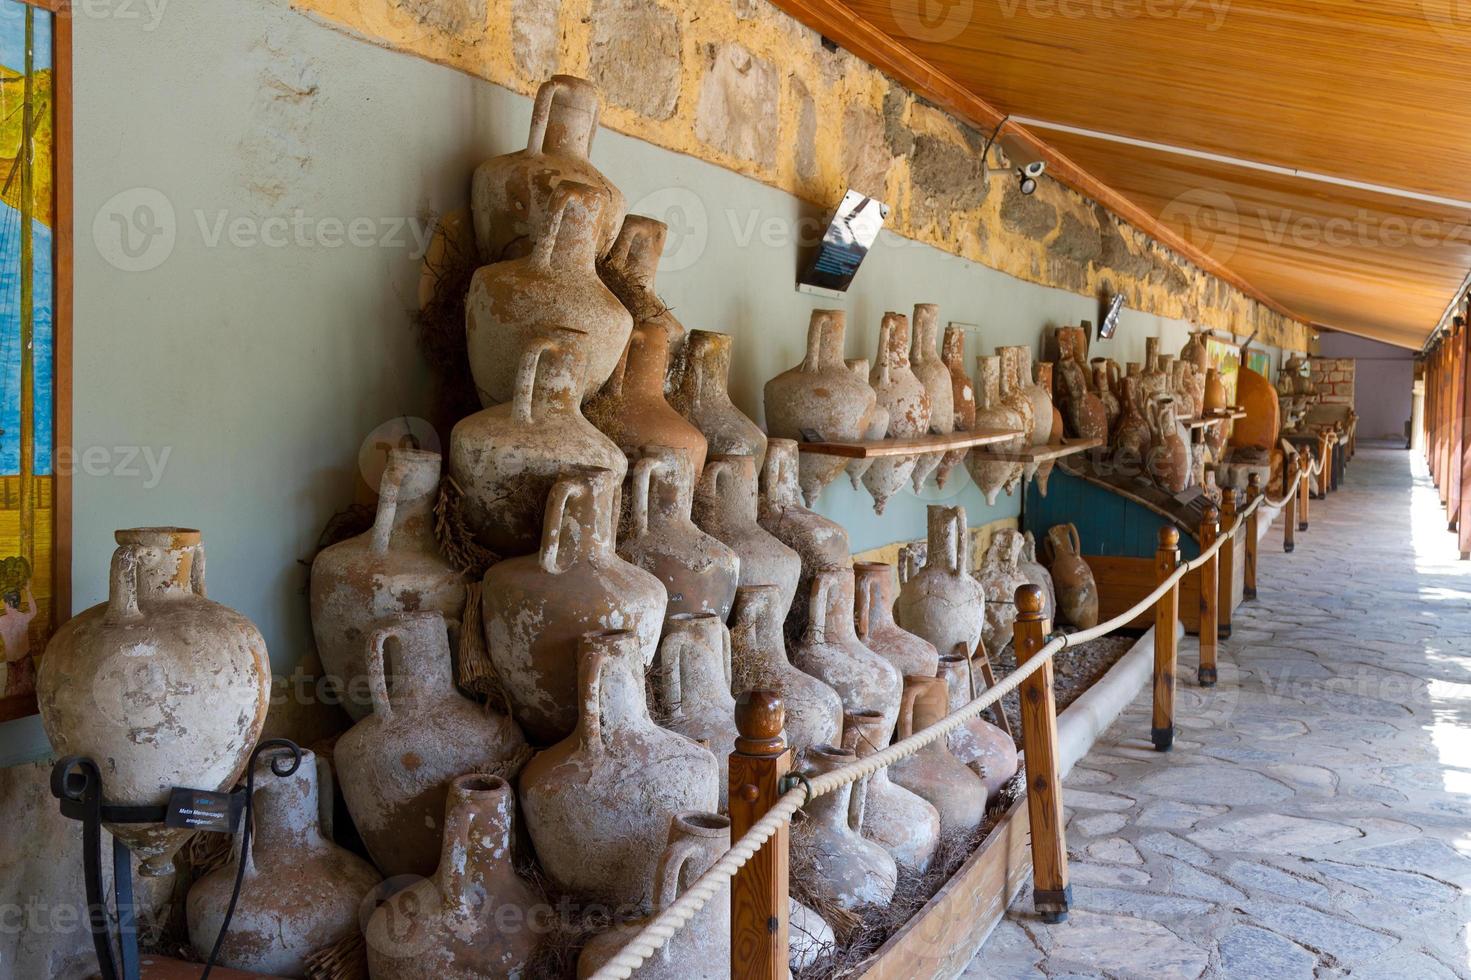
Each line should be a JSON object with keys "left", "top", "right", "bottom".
{"left": 1024, "top": 469, "right": 1199, "bottom": 560}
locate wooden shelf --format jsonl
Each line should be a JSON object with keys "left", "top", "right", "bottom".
{"left": 972, "top": 436, "right": 1103, "bottom": 464}
{"left": 1182, "top": 407, "right": 1247, "bottom": 430}
{"left": 794, "top": 426, "right": 1022, "bottom": 459}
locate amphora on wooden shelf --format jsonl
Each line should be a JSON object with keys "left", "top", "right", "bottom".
{"left": 520, "top": 629, "right": 718, "bottom": 908}
{"left": 1139, "top": 337, "right": 1172, "bottom": 408}
{"left": 864, "top": 311, "right": 931, "bottom": 513}
{"left": 935, "top": 655, "right": 1018, "bottom": 801}
{"left": 1056, "top": 327, "right": 1107, "bottom": 442}
{"left": 841, "top": 708, "right": 940, "bottom": 873}
{"left": 889, "top": 675, "right": 988, "bottom": 834}
{"left": 909, "top": 303, "right": 954, "bottom": 490}
{"left": 1113, "top": 375, "right": 1153, "bottom": 468}
{"left": 335, "top": 612, "right": 529, "bottom": 879}
{"left": 655, "top": 613, "right": 739, "bottom": 808}
{"left": 975, "top": 529, "right": 1031, "bottom": 653}
{"left": 758, "top": 438, "right": 850, "bottom": 644}
{"left": 1172, "top": 359, "right": 1199, "bottom": 418}
{"left": 966, "top": 354, "right": 1026, "bottom": 504}
{"left": 466, "top": 180, "right": 631, "bottom": 405}
{"left": 1180, "top": 328, "right": 1209, "bottom": 373}
{"left": 938, "top": 324, "right": 977, "bottom": 488}
{"left": 1041, "top": 523, "right": 1100, "bottom": 628}
{"left": 854, "top": 561, "right": 939, "bottom": 679}
{"left": 585, "top": 320, "right": 706, "bottom": 475}
{"left": 471, "top": 74, "right": 626, "bottom": 263}
{"left": 1146, "top": 396, "right": 1192, "bottom": 495}
{"left": 39, "top": 528, "right": 270, "bottom": 874}
{"left": 693, "top": 453, "right": 801, "bottom": 619}
{"left": 845, "top": 356, "right": 888, "bottom": 490}
{"left": 1092, "top": 358, "right": 1121, "bottom": 435}
{"left": 791, "top": 568, "right": 904, "bottom": 740}
{"left": 671, "top": 329, "right": 767, "bottom": 465}
{"left": 482, "top": 466, "right": 667, "bottom": 745}
{"left": 364, "top": 775, "right": 543, "bottom": 979}
{"left": 792, "top": 744, "right": 898, "bottom": 910}
{"left": 894, "top": 505, "right": 986, "bottom": 663}
{"left": 1033, "top": 361, "right": 1066, "bottom": 494}
{"left": 599, "top": 214, "right": 686, "bottom": 373}
{"left": 1203, "top": 366, "right": 1229, "bottom": 414}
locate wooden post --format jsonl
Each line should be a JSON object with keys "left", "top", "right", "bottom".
{"left": 1152, "top": 526, "right": 1180, "bottom": 751}
{"left": 1244, "top": 473, "right": 1261, "bottom": 599}
{"left": 1012, "top": 584, "right": 1069, "bottom": 923}
{"left": 729, "top": 691, "right": 791, "bottom": 980}
{"left": 1283, "top": 459, "right": 1297, "bottom": 554}
{"left": 1296, "top": 449, "right": 1311, "bottom": 532}
{"left": 1317, "top": 432, "right": 1331, "bottom": 498}
{"left": 1197, "top": 504, "right": 1219, "bottom": 687}
{"left": 1450, "top": 318, "right": 1466, "bottom": 530}
{"left": 1218, "top": 489, "right": 1238, "bottom": 640}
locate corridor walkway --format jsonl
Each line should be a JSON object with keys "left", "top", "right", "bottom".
{"left": 970, "top": 444, "right": 1471, "bottom": 978}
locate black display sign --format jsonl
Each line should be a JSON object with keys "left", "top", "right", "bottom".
{"left": 165, "top": 787, "right": 245, "bottom": 833}
{"left": 798, "top": 190, "right": 890, "bottom": 296}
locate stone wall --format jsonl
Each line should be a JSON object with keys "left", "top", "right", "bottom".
{"left": 289, "top": 0, "right": 1311, "bottom": 351}
{"left": 1311, "top": 357, "right": 1355, "bottom": 405}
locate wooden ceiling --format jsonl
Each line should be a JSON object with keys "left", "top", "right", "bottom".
{"left": 775, "top": 0, "right": 1471, "bottom": 348}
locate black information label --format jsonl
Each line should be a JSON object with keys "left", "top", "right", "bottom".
{"left": 164, "top": 787, "right": 244, "bottom": 833}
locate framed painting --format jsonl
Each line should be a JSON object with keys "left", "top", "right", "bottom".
{"left": 1245, "top": 348, "right": 1272, "bottom": 379}
{"left": 0, "top": 0, "right": 69, "bottom": 723}
{"left": 1205, "top": 336, "right": 1242, "bottom": 407}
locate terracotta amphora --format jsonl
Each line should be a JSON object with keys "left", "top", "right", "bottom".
{"left": 577, "top": 812, "right": 731, "bottom": 980}
{"left": 364, "top": 775, "right": 543, "bottom": 979}
{"left": 1146, "top": 396, "right": 1191, "bottom": 494}
{"left": 520, "top": 629, "right": 719, "bottom": 908}
{"left": 996, "top": 346, "right": 1038, "bottom": 447}
{"left": 600, "top": 214, "right": 686, "bottom": 373}
{"left": 841, "top": 709, "right": 940, "bottom": 873}
{"left": 188, "top": 748, "right": 381, "bottom": 976}
{"left": 791, "top": 569, "right": 904, "bottom": 739}
{"left": 853, "top": 561, "right": 939, "bottom": 679}
{"left": 1172, "top": 359, "right": 1198, "bottom": 418}
{"left": 1019, "top": 531, "right": 1057, "bottom": 624}
{"left": 1041, "top": 524, "right": 1100, "bottom": 628}
{"left": 1034, "top": 361, "right": 1066, "bottom": 494}
{"left": 450, "top": 333, "right": 627, "bottom": 557}
{"left": 619, "top": 446, "right": 740, "bottom": 621}
{"left": 909, "top": 303, "right": 954, "bottom": 490}
{"left": 655, "top": 613, "right": 739, "bottom": 808}
{"left": 758, "top": 439, "right": 851, "bottom": 644}
{"left": 894, "top": 505, "right": 985, "bottom": 663}
{"left": 39, "top": 528, "right": 270, "bottom": 874}
{"left": 938, "top": 324, "right": 976, "bottom": 488}
{"left": 671, "top": 329, "right": 767, "bottom": 465}
{"left": 466, "top": 180, "right": 632, "bottom": 405}
{"left": 729, "top": 585, "right": 844, "bottom": 756}
{"left": 1056, "top": 328, "right": 1107, "bottom": 442}
{"left": 585, "top": 320, "right": 706, "bottom": 475}
{"left": 1139, "top": 338, "right": 1172, "bottom": 409}
{"left": 764, "top": 309, "right": 877, "bottom": 504}
{"left": 845, "top": 357, "right": 888, "bottom": 490}
{"left": 1229, "top": 360, "right": 1280, "bottom": 451}
{"left": 792, "top": 744, "right": 897, "bottom": 910}
{"left": 864, "top": 312, "right": 931, "bottom": 514}
{"left": 975, "top": 529, "right": 1030, "bottom": 654}
{"left": 334, "top": 612, "right": 529, "bottom": 879}
{"left": 935, "top": 655, "right": 1019, "bottom": 801}
{"left": 1203, "top": 366, "right": 1228, "bottom": 414}
{"left": 888, "top": 675, "right": 988, "bottom": 835}
{"left": 471, "top": 74, "right": 626, "bottom": 263}
{"left": 1092, "top": 359, "right": 1121, "bottom": 435}
{"left": 483, "top": 466, "right": 667, "bottom": 745}
{"left": 965, "top": 355, "right": 1025, "bottom": 505}
{"left": 1113, "top": 375, "right": 1153, "bottom": 469}
{"left": 1187, "top": 363, "right": 1207, "bottom": 420}
{"left": 1180, "top": 328, "right": 1209, "bottom": 373}
{"left": 693, "top": 453, "right": 801, "bottom": 620}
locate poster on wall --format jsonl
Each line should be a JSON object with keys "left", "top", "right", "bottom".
{"left": 1245, "top": 348, "right": 1272, "bottom": 379}
{"left": 1205, "top": 336, "right": 1242, "bottom": 406}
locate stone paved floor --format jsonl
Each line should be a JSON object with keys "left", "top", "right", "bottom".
{"left": 965, "top": 443, "right": 1471, "bottom": 978}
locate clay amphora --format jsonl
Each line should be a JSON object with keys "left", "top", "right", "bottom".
{"left": 600, "top": 214, "right": 686, "bottom": 372}
{"left": 1019, "top": 531, "right": 1057, "bottom": 625}
{"left": 483, "top": 467, "right": 667, "bottom": 745}
{"left": 758, "top": 439, "right": 851, "bottom": 645}
{"left": 693, "top": 453, "right": 801, "bottom": 620}
{"left": 841, "top": 709, "right": 940, "bottom": 873}
{"left": 889, "top": 675, "right": 988, "bottom": 835}
{"left": 845, "top": 356, "right": 888, "bottom": 490}
{"left": 1146, "top": 396, "right": 1191, "bottom": 494}
{"left": 1114, "top": 375, "right": 1153, "bottom": 467}
{"left": 1056, "top": 328, "right": 1107, "bottom": 442}
{"left": 1041, "top": 524, "right": 1100, "bottom": 628}
{"left": 894, "top": 506, "right": 985, "bottom": 662}
{"left": 1229, "top": 360, "right": 1280, "bottom": 451}
{"left": 585, "top": 321, "right": 706, "bottom": 475}
{"left": 864, "top": 312, "right": 931, "bottom": 513}
{"left": 793, "top": 744, "right": 897, "bottom": 910}
{"left": 764, "top": 309, "right": 877, "bottom": 504}
{"left": 853, "top": 561, "right": 939, "bottom": 678}
{"left": 520, "top": 629, "right": 719, "bottom": 908}
{"left": 728, "top": 584, "right": 843, "bottom": 755}
{"left": 996, "top": 346, "right": 1037, "bottom": 446}
{"left": 619, "top": 446, "right": 740, "bottom": 621}
{"left": 1034, "top": 361, "right": 1066, "bottom": 493}
{"left": 791, "top": 569, "right": 904, "bottom": 739}
{"left": 466, "top": 181, "right": 632, "bottom": 405}
{"left": 364, "top": 775, "right": 543, "bottom": 979}
{"left": 965, "top": 355, "right": 1025, "bottom": 504}
{"left": 938, "top": 324, "right": 976, "bottom": 488}
{"left": 935, "top": 655, "right": 1018, "bottom": 801}
{"left": 39, "top": 528, "right": 270, "bottom": 873}
{"left": 1092, "top": 359, "right": 1121, "bottom": 435}
{"left": 1203, "top": 366, "right": 1228, "bottom": 414}
{"left": 671, "top": 329, "right": 767, "bottom": 465}
{"left": 975, "top": 530, "right": 1030, "bottom": 654}
{"left": 909, "top": 303, "right": 953, "bottom": 490}
{"left": 471, "top": 74, "right": 626, "bottom": 263}
{"left": 188, "top": 749, "right": 381, "bottom": 976}
{"left": 335, "top": 612, "right": 529, "bottom": 879}
{"left": 577, "top": 813, "right": 732, "bottom": 980}
{"left": 450, "top": 333, "right": 627, "bottom": 557}
{"left": 1139, "top": 338, "right": 1172, "bottom": 408}
{"left": 655, "top": 613, "right": 739, "bottom": 808}
{"left": 1181, "top": 329, "right": 1209, "bottom": 373}
{"left": 1171, "top": 359, "right": 1198, "bottom": 418}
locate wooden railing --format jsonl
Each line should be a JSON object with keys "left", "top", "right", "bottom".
{"left": 1422, "top": 311, "right": 1471, "bottom": 559}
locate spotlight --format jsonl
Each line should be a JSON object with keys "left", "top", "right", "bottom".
{"left": 1017, "top": 168, "right": 1038, "bottom": 196}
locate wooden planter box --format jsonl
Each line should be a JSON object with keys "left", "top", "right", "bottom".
{"left": 1088, "top": 520, "right": 1247, "bottom": 633}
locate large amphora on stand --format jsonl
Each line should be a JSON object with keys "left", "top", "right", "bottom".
{"left": 39, "top": 527, "right": 270, "bottom": 874}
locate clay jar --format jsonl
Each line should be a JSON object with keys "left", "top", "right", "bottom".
{"left": 935, "top": 656, "right": 1019, "bottom": 802}
{"left": 1092, "top": 359, "right": 1121, "bottom": 435}
{"left": 520, "top": 629, "right": 719, "bottom": 908}
{"left": 791, "top": 569, "right": 904, "bottom": 739}
{"left": 841, "top": 709, "right": 940, "bottom": 873}
{"left": 845, "top": 357, "right": 888, "bottom": 490}
{"left": 1114, "top": 376, "right": 1153, "bottom": 467}
{"left": 188, "top": 749, "right": 380, "bottom": 976}
{"left": 909, "top": 303, "right": 954, "bottom": 490}
{"left": 335, "top": 612, "right": 529, "bottom": 879}
{"left": 1033, "top": 361, "right": 1066, "bottom": 493}
{"left": 482, "top": 466, "right": 667, "bottom": 745}
{"left": 364, "top": 775, "right": 543, "bottom": 979}
{"left": 619, "top": 446, "right": 740, "bottom": 621}
{"left": 1041, "top": 524, "right": 1100, "bottom": 629}
{"left": 1019, "top": 531, "right": 1057, "bottom": 624}
{"left": 693, "top": 453, "right": 801, "bottom": 620}
{"left": 671, "top": 329, "right": 767, "bottom": 465}
{"left": 1140, "top": 338, "right": 1172, "bottom": 409}
{"left": 764, "top": 309, "right": 877, "bottom": 504}
{"left": 451, "top": 333, "right": 628, "bottom": 557}
{"left": 728, "top": 585, "right": 844, "bottom": 755}
{"left": 938, "top": 324, "right": 976, "bottom": 488}
{"left": 888, "top": 675, "right": 988, "bottom": 835}
{"left": 1056, "top": 328, "right": 1107, "bottom": 442}
{"left": 471, "top": 74, "right": 626, "bottom": 263}
{"left": 966, "top": 355, "right": 1025, "bottom": 505}
{"left": 1172, "top": 359, "right": 1198, "bottom": 418}
{"left": 1147, "top": 396, "right": 1192, "bottom": 494}
{"left": 894, "top": 505, "right": 986, "bottom": 663}
{"left": 975, "top": 530, "right": 1030, "bottom": 654}
{"left": 793, "top": 744, "right": 897, "bottom": 910}
{"left": 466, "top": 180, "right": 632, "bottom": 405}
{"left": 655, "top": 613, "right": 739, "bottom": 807}
{"left": 1203, "top": 366, "right": 1228, "bottom": 414}
{"left": 1181, "top": 329, "right": 1209, "bottom": 373}
{"left": 600, "top": 214, "right": 686, "bottom": 365}
{"left": 757, "top": 439, "right": 851, "bottom": 644}
{"left": 853, "top": 561, "right": 939, "bottom": 678}
{"left": 39, "top": 528, "right": 270, "bottom": 873}
{"left": 864, "top": 311, "right": 931, "bottom": 513}
{"left": 585, "top": 321, "right": 706, "bottom": 475}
